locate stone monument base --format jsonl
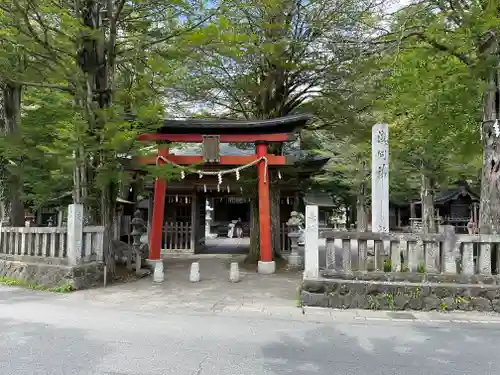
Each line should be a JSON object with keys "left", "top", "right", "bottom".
{"left": 258, "top": 261, "right": 276, "bottom": 275}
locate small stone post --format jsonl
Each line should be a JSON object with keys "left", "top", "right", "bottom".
{"left": 287, "top": 211, "right": 302, "bottom": 267}
{"left": 131, "top": 209, "right": 145, "bottom": 275}
{"left": 67, "top": 204, "right": 84, "bottom": 266}
{"left": 229, "top": 262, "right": 240, "bottom": 282}
{"left": 189, "top": 261, "right": 200, "bottom": 282}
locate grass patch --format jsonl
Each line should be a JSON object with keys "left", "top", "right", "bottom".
{"left": 295, "top": 296, "right": 302, "bottom": 308}
{"left": 0, "top": 276, "right": 73, "bottom": 293}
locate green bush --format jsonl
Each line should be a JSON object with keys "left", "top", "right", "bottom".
{"left": 383, "top": 259, "right": 392, "bottom": 272}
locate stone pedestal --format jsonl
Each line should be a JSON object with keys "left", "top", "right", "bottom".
{"left": 287, "top": 252, "right": 302, "bottom": 267}
{"left": 151, "top": 260, "right": 164, "bottom": 283}
{"left": 258, "top": 261, "right": 276, "bottom": 274}
{"left": 288, "top": 232, "right": 304, "bottom": 268}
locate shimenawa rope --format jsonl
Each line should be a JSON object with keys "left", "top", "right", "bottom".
{"left": 156, "top": 155, "right": 269, "bottom": 183}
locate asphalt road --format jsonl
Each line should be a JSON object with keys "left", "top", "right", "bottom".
{"left": 0, "top": 286, "right": 498, "bottom": 375}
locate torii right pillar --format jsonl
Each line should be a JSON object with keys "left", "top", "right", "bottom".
{"left": 256, "top": 142, "right": 275, "bottom": 274}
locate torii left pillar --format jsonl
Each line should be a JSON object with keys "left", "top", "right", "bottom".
{"left": 256, "top": 142, "right": 275, "bottom": 274}
{"left": 149, "top": 146, "right": 168, "bottom": 282}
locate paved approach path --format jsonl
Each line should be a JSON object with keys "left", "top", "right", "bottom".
{"left": 71, "top": 255, "right": 500, "bottom": 324}
{"left": 75, "top": 253, "right": 302, "bottom": 313}
{"left": 1, "top": 285, "right": 500, "bottom": 375}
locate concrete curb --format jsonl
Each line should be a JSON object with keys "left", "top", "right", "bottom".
{"left": 302, "top": 307, "right": 500, "bottom": 324}
{"left": 136, "top": 304, "right": 500, "bottom": 325}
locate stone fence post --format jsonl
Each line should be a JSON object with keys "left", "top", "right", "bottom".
{"left": 67, "top": 203, "right": 84, "bottom": 266}
{"left": 287, "top": 211, "right": 302, "bottom": 267}
{"left": 304, "top": 205, "right": 319, "bottom": 279}
{"left": 440, "top": 225, "right": 457, "bottom": 274}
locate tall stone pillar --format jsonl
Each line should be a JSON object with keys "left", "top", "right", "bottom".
{"left": 304, "top": 205, "right": 319, "bottom": 279}
{"left": 371, "top": 123, "right": 389, "bottom": 233}
{"left": 67, "top": 203, "right": 84, "bottom": 266}
{"left": 371, "top": 124, "right": 389, "bottom": 270}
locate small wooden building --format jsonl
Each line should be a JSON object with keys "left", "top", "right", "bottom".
{"left": 302, "top": 192, "right": 337, "bottom": 228}
{"left": 410, "top": 181, "right": 479, "bottom": 233}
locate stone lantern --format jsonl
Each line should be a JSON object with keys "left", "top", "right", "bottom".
{"left": 287, "top": 211, "right": 302, "bottom": 267}
{"left": 130, "top": 210, "right": 146, "bottom": 274}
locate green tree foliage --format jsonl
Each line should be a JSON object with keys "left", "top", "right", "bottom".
{"left": 168, "top": 0, "right": 383, "bottom": 257}
{"left": 378, "top": 37, "right": 482, "bottom": 200}
{"left": 0, "top": 0, "right": 214, "bottom": 224}
{"left": 173, "top": 0, "right": 380, "bottom": 119}
{"left": 377, "top": 1, "right": 500, "bottom": 233}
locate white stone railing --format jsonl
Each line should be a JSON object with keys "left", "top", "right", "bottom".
{"left": 0, "top": 226, "right": 68, "bottom": 258}
{"left": 81, "top": 226, "right": 105, "bottom": 263}
{"left": 0, "top": 225, "right": 104, "bottom": 265}
{"left": 0, "top": 204, "right": 105, "bottom": 266}
{"left": 303, "top": 205, "right": 500, "bottom": 279}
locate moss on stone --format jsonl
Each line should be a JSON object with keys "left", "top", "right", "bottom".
{"left": 0, "top": 276, "right": 73, "bottom": 293}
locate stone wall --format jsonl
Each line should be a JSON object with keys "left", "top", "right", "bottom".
{"left": 301, "top": 272, "right": 500, "bottom": 312}
{"left": 0, "top": 257, "right": 103, "bottom": 290}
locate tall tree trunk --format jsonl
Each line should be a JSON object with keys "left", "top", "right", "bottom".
{"left": 355, "top": 181, "right": 368, "bottom": 270}
{"left": 356, "top": 160, "right": 368, "bottom": 232}
{"left": 479, "top": 70, "right": 500, "bottom": 235}
{"left": 356, "top": 181, "right": 367, "bottom": 232}
{"left": 76, "top": 0, "right": 118, "bottom": 274}
{"left": 420, "top": 167, "right": 436, "bottom": 233}
{"left": 355, "top": 159, "right": 368, "bottom": 231}
{"left": 247, "top": 195, "right": 260, "bottom": 264}
{"left": 0, "top": 82, "right": 25, "bottom": 226}
{"left": 101, "top": 178, "right": 118, "bottom": 274}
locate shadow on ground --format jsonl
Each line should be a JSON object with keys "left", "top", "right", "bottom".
{"left": 0, "top": 316, "right": 109, "bottom": 374}
{"left": 261, "top": 322, "right": 500, "bottom": 375}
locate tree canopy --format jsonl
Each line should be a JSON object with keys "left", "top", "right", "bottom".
{"left": 0, "top": 0, "right": 496, "bottom": 235}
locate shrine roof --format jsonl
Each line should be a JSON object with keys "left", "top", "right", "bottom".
{"left": 434, "top": 181, "right": 479, "bottom": 204}
{"left": 158, "top": 114, "right": 312, "bottom": 135}
{"left": 413, "top": 181, "right": 479, "bottom": 205}
{"left": 303, "top": 193, "right": 336, "bottom": 207}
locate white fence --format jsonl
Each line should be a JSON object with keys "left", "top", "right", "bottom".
{"left": 0, "top": 204, "right": 104, "bottom": 266}
{"left": 163, "top": 222, "right": 192, "bottom": 251}
{"left": 0, "top": 227, "right": 67, "bottom": 258}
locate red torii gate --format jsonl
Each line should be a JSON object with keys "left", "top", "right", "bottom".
{"left": 137, "top": 114, "right": 312, "bottom": 279}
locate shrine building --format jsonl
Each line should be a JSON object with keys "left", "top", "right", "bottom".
{"left": 135, "top": 114, "right": 328, "bottom": 280}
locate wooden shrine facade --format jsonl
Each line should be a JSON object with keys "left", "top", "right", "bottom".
{"left": 137, "top": 114, "right": 313, "bottom": 275}
{"left": 135, "top": 192, "right": 299, "bottom": 254}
